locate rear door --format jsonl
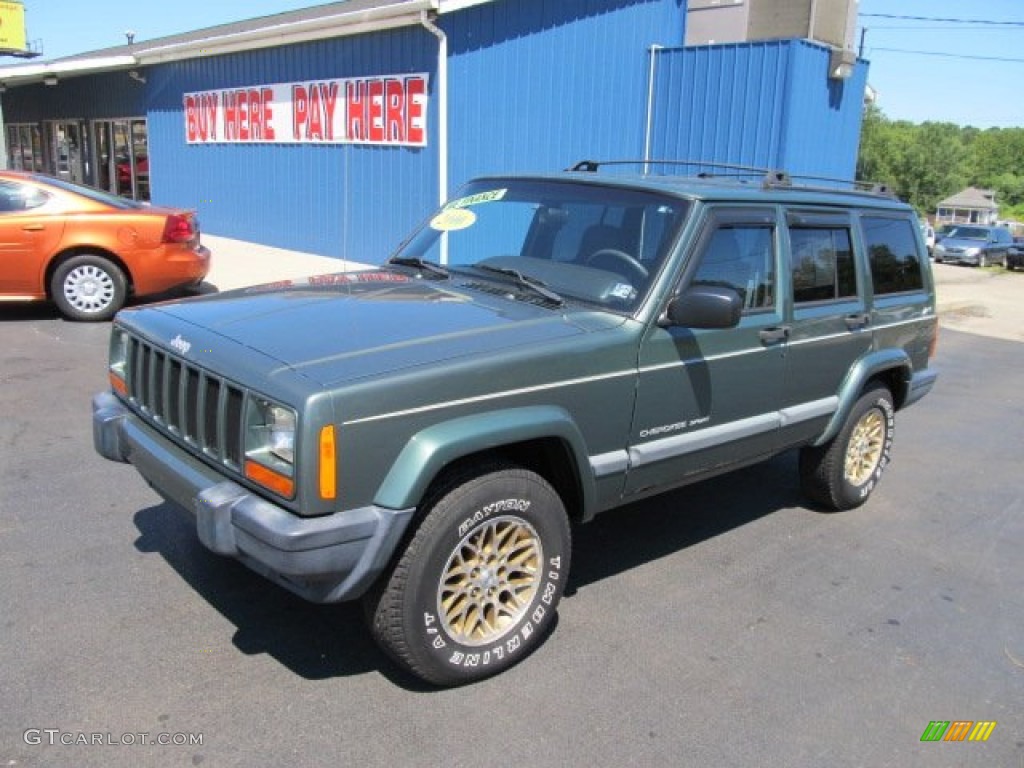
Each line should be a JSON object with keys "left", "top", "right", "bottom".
{"left": 777, "top": 208, "right": 872, "bottom": 446}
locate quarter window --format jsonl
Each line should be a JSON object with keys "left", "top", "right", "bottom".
{"left": 790, "top": 227, "right": 856, "bottom": 303}
{"left": 862, "top": 217, "right": 923, "bottom": 294}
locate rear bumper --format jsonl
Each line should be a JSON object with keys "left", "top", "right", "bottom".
{"left": 92, "top": 391, "right": 413, "bottom": 603}
{"left": 903, "top": 368, "right": 938, "bottom": 409}
{"left": 132, "top": 244, "right": 212, "bottom": 296}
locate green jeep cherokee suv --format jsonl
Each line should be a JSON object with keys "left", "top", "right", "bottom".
{"left": 93, "top": 164, "right": 938, "bottom": 685}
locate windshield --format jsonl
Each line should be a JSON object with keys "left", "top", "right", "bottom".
{"left": 392, "top": 179, "right": 689, "bottom": 312}
{"left": 948, "top": 227, "right": 988, "bottom": 240}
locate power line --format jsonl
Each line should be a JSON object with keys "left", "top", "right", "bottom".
{"left": 861, "top": 13, "right": 1024, "bottom": 27}
{"left": 869, "top": 47, "right": 1024, "bottom": 64}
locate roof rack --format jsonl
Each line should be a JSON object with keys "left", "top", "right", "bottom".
{"left": 566, "top": 159, "right": 896, "bottom": 198}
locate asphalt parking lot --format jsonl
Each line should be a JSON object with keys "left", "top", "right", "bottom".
{"left": 1, "top": 257, "right": 1021, "bottom": 768}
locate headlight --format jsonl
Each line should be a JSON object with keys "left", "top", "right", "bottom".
{"left": 109, "top": 327, "right": 129, "bottom": 395}
{"left": 244, "top": 397, "right": 297, "bottom": 497}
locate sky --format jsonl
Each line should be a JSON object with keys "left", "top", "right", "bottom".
{"left": 16, "top": 0, "right": 1024, "bottom": 130}
{"left": 856, "top": 0, "right": 1022, "bottom": 128}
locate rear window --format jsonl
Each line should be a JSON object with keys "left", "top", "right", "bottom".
{"left": 862, "top": 216, "right": 924, "bottom": 295}
{"left": 28, "top": 173, "right": 145, "bottom": 210}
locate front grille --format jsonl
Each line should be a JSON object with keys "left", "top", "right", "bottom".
{"left": 127, "top": 336, "right": 245, "bottom": 468}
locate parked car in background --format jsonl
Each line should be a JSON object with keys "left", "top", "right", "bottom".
{"left": 931, "top": 225, "right": 1013, "bottom": 267}
{"left": 0, "top": 171, "right": 210, "bottom": 320}
{"left": 1006, "top": 236, "right": 1024, "bottom": 271}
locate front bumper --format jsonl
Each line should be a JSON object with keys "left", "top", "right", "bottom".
{"left": 936, "top": 252, "right": 978, "bottom": 265}
{"left": 92, "top": 391, "right": 413, "bottom": 603}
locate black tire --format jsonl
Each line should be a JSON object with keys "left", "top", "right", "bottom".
{"left": 364, "top": 462, "right": 571, "bottom": 686}
{"left": 51, "top": 254, "right": 127, "bottom": 321}
{"left": 799, "top": 384, "right": 895, "bottom": 511}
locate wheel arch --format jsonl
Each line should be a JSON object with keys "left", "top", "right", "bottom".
{"left": 814, "top": 349, "right": 911, "bottom": 447}
{"left": 45, "top": 247, "right": 133, "bottom": 299}
{"left": 373, "top": 406, "right": 595, "bottom": 523}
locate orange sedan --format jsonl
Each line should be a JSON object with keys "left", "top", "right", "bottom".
{"left": 0, "top": 171, "right": 210, "bottom": 321}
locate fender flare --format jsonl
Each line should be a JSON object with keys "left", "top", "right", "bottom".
{"left": 373, "top": 405, "right": 596, "bottom": 515}
{"left": 814, "top": 348, "right": 911, "bottom": 446}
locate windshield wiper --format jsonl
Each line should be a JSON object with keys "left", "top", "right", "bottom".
{"left": 473, "top": 264, "right": 565, "bottom": 306}
{"left": 388, "top": 256, "right": 450, "bottom": 278}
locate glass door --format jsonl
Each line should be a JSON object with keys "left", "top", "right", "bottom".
{"left": 90, "top": 118, "right": 149, "bottom": 201}
{"left": 46, "top": 121, "right": 88, "bottom": 184}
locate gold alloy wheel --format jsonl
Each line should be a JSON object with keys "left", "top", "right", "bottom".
{"left": 437, "top": 516, "right": 542, "bottom": 647}
{"left": 844, "top": 408, "right": 885, "bottom": 486}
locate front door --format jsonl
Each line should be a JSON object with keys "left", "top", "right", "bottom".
{"left": 0, "top": 180, "right": 63, "bottom": 295}
{"left": 625, "top": 206, "right": 786, "bottom": 497}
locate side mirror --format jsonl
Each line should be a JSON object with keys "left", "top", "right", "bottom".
{"left": 661, "top": 285, "right": 743, "bottom": 329}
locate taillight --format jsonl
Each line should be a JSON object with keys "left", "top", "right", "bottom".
{"left": 162, "top": 213, "right": 195, "bottom": 243}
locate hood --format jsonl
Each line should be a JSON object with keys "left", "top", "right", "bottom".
{"left": 938, "top": 235, "right": 987, "bottom": 250}
{"left": 140, "top": 270, "right": 618, "bottom": 386}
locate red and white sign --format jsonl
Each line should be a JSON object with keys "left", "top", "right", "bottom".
{"left": 184, "top": 73, "right": 428, "bottom": 146}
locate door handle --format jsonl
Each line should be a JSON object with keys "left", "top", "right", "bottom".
{"left": 759, "top": 325, "right": 790, "bottom": 344}
{"left": 844, "top": 313, "right": 870, "bottom": 331}
{"left": 22, "top": 224, "right": 45, "bottom": 232}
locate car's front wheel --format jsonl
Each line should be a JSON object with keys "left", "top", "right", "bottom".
{"left": 51, "top": 254, "right": 127, "bottom": 321}
{"left": 799, "top": 384, "right": 895, "bottom": 511}
{"left": 365, "top": 462, "right": 571, "bottom": 686}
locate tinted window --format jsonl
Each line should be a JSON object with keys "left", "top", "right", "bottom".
{"left": 862, "top": 217, "right": 923, "bottom": 295}
{"left": 27, "top": 173, "right": 144, "bottom": 209}
{"left": 790, "top": 227, "right": 856, "bottom": 303}
{"left": 691, "top": 225, "right": 775, "bottom": 311}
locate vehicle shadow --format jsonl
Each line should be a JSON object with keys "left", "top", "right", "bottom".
{"left": 0, "top": 285, "right": 215, "bottom": 323}
{"left": 131, "top": 451, "right": 804, "bottom": 689}
{"left": 567, "top": 452, "right": 803, "bottom": 594}
{"left": 132, "top": 503, "right": 429, "bottom": 689}
{"left": 0, "top": 303, "right": 64, "bottom": 322}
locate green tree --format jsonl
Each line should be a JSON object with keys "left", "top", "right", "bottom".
{"left": 857, "top": 108, "right": 1022, "bottom": 219}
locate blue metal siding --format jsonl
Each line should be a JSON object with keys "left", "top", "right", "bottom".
{"left": 444, "top": 0, "right": 685, "bottom": 186}
{"left": 148, "top": 27, "right": 439, "bottom": 261}
{"left": 779, "top": 40, "right": 868, "bottom": 179}
{"left": 649, "top": 39, "right": 867, "bottom": 180}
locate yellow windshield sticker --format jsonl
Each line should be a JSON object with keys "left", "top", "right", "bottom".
{"left": 445, "top": 188, "right": 507, "bottom": 210}
{"left": 430, "top": 208, "right": 477, "bottom": 231}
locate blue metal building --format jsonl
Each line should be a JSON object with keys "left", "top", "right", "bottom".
{"left": 0, "top": 0, "right": 868, "bottom": 264}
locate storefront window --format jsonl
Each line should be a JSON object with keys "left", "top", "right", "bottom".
{"left": 5, "top": 124, "right": 44, "bottom": 172}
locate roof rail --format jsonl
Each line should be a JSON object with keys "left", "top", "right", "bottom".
{"left": 566, "top": 159, "right": 895, "bottom": 198}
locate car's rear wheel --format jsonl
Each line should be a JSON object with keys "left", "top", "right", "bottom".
{"left": 799, "top": 384, "right": 895, "bottom": 511}
{"left": 52, "top": 254, "right": 127, "bottom": 321}
{"left": 364, "top": 462, "right": 571, "bottom": 686}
